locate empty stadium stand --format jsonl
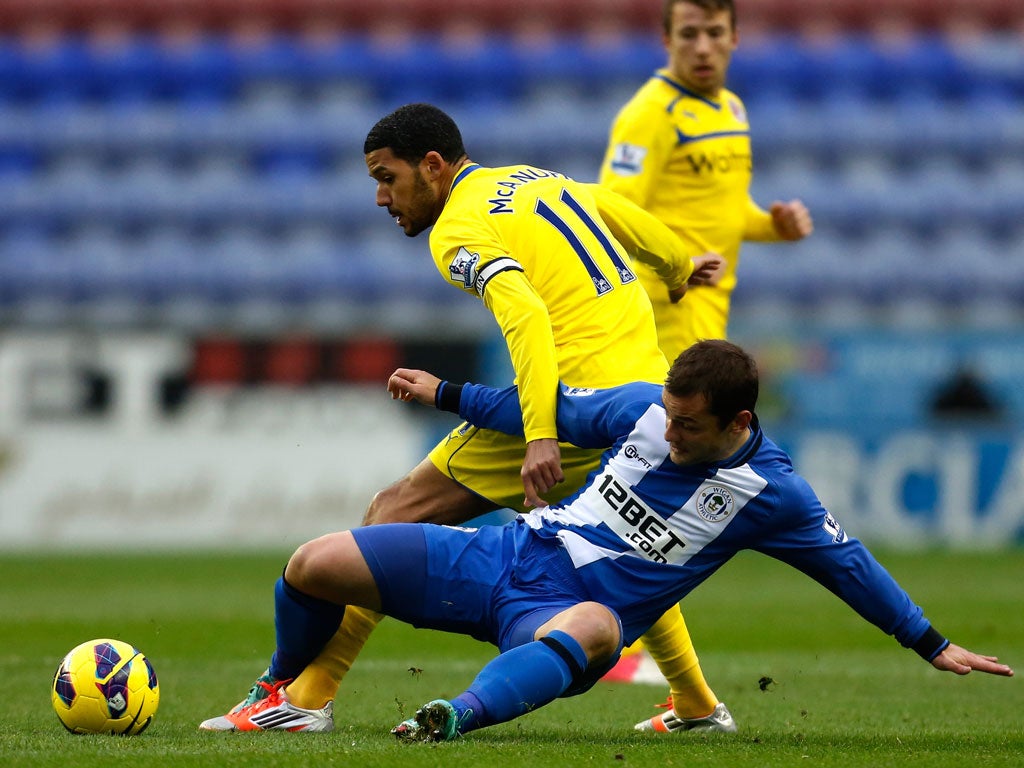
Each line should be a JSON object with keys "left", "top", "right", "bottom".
{"left": 0, "top": 0, "right": 1022, "bottom": 335}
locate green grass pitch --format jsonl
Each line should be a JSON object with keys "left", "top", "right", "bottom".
{"left": 2, "top": 547, "right": 1021, "bottom": 767}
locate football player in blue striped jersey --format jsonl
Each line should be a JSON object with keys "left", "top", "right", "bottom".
{"left": 206, "top": 340, "right": 1012, "bottom": 740}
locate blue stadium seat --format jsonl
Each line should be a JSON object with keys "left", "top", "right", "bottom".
{"left": 0, "top": 26, "right": 1020, "bottom": 330}
{"left": 429, "top": 33, "right": 528, "bottom": 105}
{"left": 150, "top": 34, "right": 240, "bottom": 104}
{"left": 6, "top": 37, "right": 92, "bottom": 104}
{"left": 952, "top": 33, "right": 1024, "bottom": 101}
{"left": 727, "top": 33, "right": 812, "bottom": 104}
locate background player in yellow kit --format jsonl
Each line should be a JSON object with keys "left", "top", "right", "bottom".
{"left": 597, "top": 0, "right": 813, "bottom": 723}
{"left": 600, "top": 0, "right": 813, "bottom": 363}
{"left": 201, "top": 103, "right": 735, "bottom": 734}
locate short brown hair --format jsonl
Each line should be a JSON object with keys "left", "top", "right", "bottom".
{"left": 662, "top": 0, "right": 737, "bottom": 34}
{"left": 665, "top": 339, "right": 758, "bottom": 427}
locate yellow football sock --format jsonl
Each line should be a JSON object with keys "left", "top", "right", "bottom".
{"left": 640, "top": 604, "right": 718, "bottom": 719}
{"left": 285, "top": 606, "right": 383, "bottom": 709}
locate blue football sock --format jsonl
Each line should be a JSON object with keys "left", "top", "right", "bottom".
{"left": 451, "top": 630, "right": 589, "bottom": 733}
{"left": 269, "top": 575, "right": 346, "bottom": 681}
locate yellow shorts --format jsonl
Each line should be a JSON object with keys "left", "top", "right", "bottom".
{"left": 428, "top": 422, "right": 606, "bottom": 514}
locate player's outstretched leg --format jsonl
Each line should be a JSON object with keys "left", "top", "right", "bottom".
{"left": 202, "top": 463, "right": 442, "bottom": 734}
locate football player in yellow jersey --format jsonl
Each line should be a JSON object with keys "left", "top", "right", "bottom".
{"left": 199, "top": 102, "right": 737, "bottom": 735}
{"left": 600, "top": 0, "right": 813, "bottom": 363}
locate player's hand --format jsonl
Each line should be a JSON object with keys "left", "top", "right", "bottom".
{"left": 387, "top": 368, "right": 441, "bottom": 407}
{"left": 770, "top": 200, "right": 813, "bottom": 241}
{"left": 669, "top": 252, "right": 724, "bottom": 302}
{"left": 522, "top": 438, "right": 563, "bottom": 508}
{"left": 930, "top": 643, "right": 1014, "bottom": 677}
{"left": 689, "top": 252, "right": 725, "bottom": 285}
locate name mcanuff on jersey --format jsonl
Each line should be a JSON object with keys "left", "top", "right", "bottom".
{"left": 487, "top": 167, "right": 567, "bottom": 214}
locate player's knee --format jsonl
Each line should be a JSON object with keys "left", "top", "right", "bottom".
{"left": 284, "top": 535, "right": 334, "bottom": 592}
{"left": 583, "top": 603, "right": 623, "bottom": 665}
{"left": 283, "top": 541, "right": 315, "bottom": 590}
{"left": 542, "top": 606, "right": 623, "bottom": 699}
{"left": 543, "top": 602, "right": 622, "bottom": 666}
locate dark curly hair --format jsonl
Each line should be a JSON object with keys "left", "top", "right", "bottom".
{"left": 364, "top": 103, "right": 467, "bottom": 165}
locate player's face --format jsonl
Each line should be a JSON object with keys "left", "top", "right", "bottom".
{"left": 365, "top": 148, "right": 440, "bottom": 237}
{"left": 663, "top": 1, "right": 737, "bottom": 97}
{"left": 662, "top": 389, "right": 747, "bottom": 465}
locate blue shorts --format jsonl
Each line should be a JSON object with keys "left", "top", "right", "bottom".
{"left": 352, "top": 520, "right": 620, "bottom": 658}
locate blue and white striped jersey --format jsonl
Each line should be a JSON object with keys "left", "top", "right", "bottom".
{"left": 442, "top": 380, "right": 946, "bottom": 659}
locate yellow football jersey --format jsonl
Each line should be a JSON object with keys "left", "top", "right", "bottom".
{"left": 430, "top": 162, "right": 692, "bottom": 443}
{"left": 600, "top": 68, "right": 780, "bottom": 360}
